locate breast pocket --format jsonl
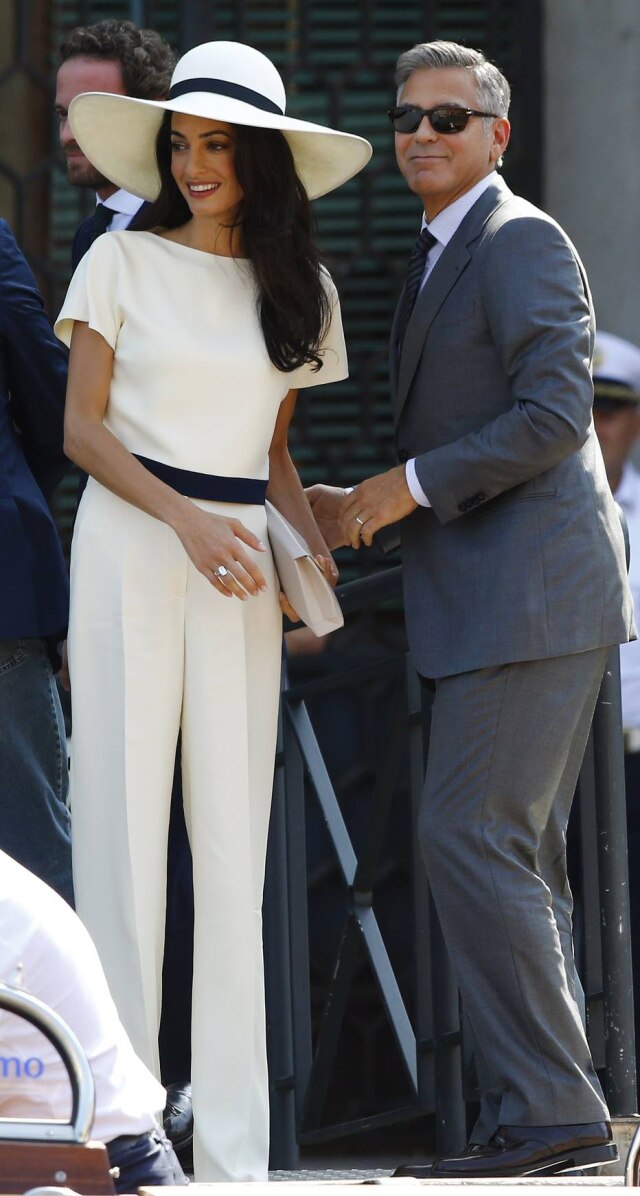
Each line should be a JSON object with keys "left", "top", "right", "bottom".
{"left": 432, "top": 299, "right": 478, "bottom": 331}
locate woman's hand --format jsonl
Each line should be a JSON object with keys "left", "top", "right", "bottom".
{"left": 173, "top": 503, "right": 268, "bottom": 598}
{"left": 315, "top": 552, "right": 339, "bottom": 587}
{"left": 306, "top": 484, "right": 350, "bottom": 550}
{"left": 278, "top": 591, "right": 300, "bottom": 622}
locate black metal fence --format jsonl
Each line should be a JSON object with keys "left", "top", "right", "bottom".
{"left": 264, "top": 568, "right": 637, "bottom": 1168}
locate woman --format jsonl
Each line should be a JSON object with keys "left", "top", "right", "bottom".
{"left": 55, "top": 40, "right": 370, "bottom": 1181}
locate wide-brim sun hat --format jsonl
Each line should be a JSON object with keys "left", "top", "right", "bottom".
{"left": 68, "top": 40, "right": 372, "bottom": 201}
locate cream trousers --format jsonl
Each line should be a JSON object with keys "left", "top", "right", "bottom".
{"left": 68, "top": 481, "right": 283, "bottom": 1181}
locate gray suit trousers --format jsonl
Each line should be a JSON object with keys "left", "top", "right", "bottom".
{"left": 419, "top": 646, "right": 610, "bottom": 1132}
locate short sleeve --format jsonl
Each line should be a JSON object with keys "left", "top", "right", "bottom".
{"left": 54, "top": 234, "right": 122, "bottom": 351}
{"left": 287, "top": 267, "right": 348, "bottom": 389}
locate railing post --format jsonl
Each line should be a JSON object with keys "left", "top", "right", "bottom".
{"left": 264, "top": 680, "right": 299, "bottom": 1169}
{"left": 592, "top": 646, "right": 638, "bottom": 1115}
{"left": 282, "top": 697, "right": 314, "bottom": 1127}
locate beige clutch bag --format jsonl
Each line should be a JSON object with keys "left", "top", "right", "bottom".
{"left": 265, "top": 501, "right": 344, "bottom": 637}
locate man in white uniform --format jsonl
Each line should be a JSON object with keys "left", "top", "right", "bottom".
{"left": 591, "top": 330, "right": 640, "bottom": 1079}
{"left": 0, "top": 848, "right": 186, "bottom": 1190}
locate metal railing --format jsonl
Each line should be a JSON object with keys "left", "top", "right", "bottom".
{"left": 263, "top": 565, "right": 637, "bottom": 1168}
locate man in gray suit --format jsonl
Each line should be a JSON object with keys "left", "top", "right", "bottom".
{"left": 309, "top": 40, "right": 633, "bottom": 1178}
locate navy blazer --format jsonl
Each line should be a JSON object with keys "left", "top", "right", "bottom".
{"left": 72, "top": 200, "right": 151, "bottom": 270}
{"left": 72, "top": 212, "right": 99, "bottom": 271}
{"left": 0, "top": 220, "right": 69, "bottom": 639}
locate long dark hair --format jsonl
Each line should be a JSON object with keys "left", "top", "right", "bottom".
{"left": 132, "top": 113, "right": 331, "bottom": 373}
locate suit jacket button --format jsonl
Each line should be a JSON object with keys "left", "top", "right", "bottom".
{"left": 397, "top": 449, "right": 409, "bottom": 463}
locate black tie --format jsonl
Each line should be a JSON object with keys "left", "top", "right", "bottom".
{"left": 89, "top": 203, "right": 113, "bottom": 245}
{"left": 400, "top": 227, "right": 437, "bottom": 332}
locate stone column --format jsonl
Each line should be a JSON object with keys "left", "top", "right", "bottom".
{"left": 544, "top": 0, "right": 640, "bottom": 341}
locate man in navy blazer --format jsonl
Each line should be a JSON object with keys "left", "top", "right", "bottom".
{"left": 55, "top": 20, "right": 175, "bottom": 266}
{"left": 0, "top": 220, "right": 73, "bottom": 905}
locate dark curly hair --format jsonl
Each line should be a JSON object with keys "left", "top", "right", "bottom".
{"left": 133, "top": 115, "right": 331, "bottom": 373}
{"left": 59, "top": 20, "right": 176, "bottom": 100}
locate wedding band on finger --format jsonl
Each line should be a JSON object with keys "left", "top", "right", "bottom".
{"left": 354, "top": 514, "right": 365, "bottom": 527}
{"left": 214, "top": 565, "right": 229, "bottom": 580}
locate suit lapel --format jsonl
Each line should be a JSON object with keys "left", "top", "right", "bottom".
{"left": 389, "top": 292, "right": 404, "bottom": 395}
{"left": 391, "top": 176, "right": 512, "bottom": 422}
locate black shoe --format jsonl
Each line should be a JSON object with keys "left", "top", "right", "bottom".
{"left": 393, "top": 1143, "right": 484, "bottom": 1178}
{"left": 163, "top": 1080, "right": 193, "bottom": 1152}
{"left": 425, "top": 1122, "right": 617, "bottom": 1179}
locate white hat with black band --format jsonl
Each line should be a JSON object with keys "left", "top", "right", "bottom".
{"left": 68, "top": 40, "right": 372, "bottom": 201}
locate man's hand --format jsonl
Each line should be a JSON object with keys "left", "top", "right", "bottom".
{"left": 306, "top": 484, "right": 350, "bottom": 550}
{"left": 340, "top": 465, "right": 418, "bottom": 548}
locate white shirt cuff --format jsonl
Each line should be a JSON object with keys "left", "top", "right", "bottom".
{"left": 405, "top": 458, "right": 431, "bottom": 507}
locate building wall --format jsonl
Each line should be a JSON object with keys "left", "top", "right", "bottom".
{"left": 0, "top": 1, "right": 51, "bottom": 262}
{"left": 544, "top": 0, "right": 640, "bottom": 342}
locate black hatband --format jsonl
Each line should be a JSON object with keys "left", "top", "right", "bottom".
{"left": 168, "top": 77, "right": 283, "bottom": 116}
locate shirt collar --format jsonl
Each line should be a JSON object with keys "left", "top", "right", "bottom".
{"left": 422, "top": 171, "right": 498, "bottom": 248}
{"left": 96, "top": 189, "right": 144, "bottom": 216}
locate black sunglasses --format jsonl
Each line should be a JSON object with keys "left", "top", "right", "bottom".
{"left": 387, "top": 104, "right": 499, "bottom": 134}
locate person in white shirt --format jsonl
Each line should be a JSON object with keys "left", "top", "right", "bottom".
{"left": 591, "top": 329, "right": 640, "bottom": 1082}
{"left": 0, "top": 848, "right": 186, "bottom": 1189}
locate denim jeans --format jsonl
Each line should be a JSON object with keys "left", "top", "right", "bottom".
{"left": 108, "top": 1126, "right": 188, "bottom": 1190}
{"left": 0, "top": 637, "right": 73, "bottom": 905}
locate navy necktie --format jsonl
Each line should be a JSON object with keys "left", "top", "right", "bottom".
{"left": 89, "top": 203, "right": 113, "bottom": 244}
{"left": 400, "top": 227, "right": 437, "bottom": 333}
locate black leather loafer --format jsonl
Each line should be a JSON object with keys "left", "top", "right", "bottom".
{"left": 394, "top": 1143, "right": 485, "bottom": 1177}
{"left": 163, "top": 1080, "right": 193, "bottom": 1152}
{"left": 423, "top": 1122, "right": 617, "bottom": 1178}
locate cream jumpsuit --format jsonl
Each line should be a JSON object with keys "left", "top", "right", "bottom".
{"left": 55, "top": 230, "right": 347, "bottom": 1181}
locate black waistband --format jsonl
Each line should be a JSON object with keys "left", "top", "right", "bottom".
{"left": 135, "top": 455, "right": 267, "bottom": 504}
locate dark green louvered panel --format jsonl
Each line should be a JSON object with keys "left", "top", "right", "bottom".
{"left": 0, "top": 0, "right": 541, "bottom": 565}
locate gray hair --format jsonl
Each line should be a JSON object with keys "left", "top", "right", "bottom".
{"left": 395, "top": 41, "right": 511, "bottom": 125}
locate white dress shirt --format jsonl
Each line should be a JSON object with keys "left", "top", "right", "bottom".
{"left": 404, "top": 171, "right": 500, "bottom": 507}
{"left": 0, "top": 850, "right": 165, "bottom": 1142}
{"left": 98, "top": 188, "right": 144, "bottom": 231}
{"left": 614, "top": 463, "right": 640, "bottom": 729}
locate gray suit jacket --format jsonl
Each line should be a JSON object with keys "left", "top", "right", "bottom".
{"left": 392, "top": 175, "right": 634, "bottom": 678}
